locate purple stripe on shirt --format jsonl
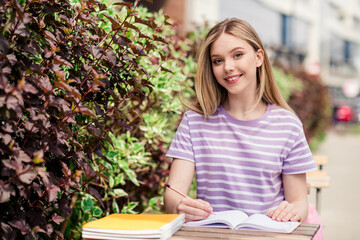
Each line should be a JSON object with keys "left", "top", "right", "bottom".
{"left": 166, "top": 104, "right": 317, "bottom": 215}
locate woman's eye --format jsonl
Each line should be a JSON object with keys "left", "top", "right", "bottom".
{"left": 234, "top": 53, "right": 243, "bottom": 58}
{"left": 213, "top": 59, "right": 222, "bottom": 64}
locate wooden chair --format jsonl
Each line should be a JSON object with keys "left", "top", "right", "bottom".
{"left": 306, "top": 155, "right": 330, "bottom": 213}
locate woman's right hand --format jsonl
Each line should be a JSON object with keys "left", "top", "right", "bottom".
{"left": 164, "top": 159, "right": 213, "bottom": 222}
{"left": 177, "top": 197, "right": 213, "bottom": 222}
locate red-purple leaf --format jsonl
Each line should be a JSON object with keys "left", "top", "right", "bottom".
{"left": 51, "top": 213, "right": 65, "bottom": 225}
{"left": 61, "top": 161, "right": 72, "bottom": 177}
{"left": 113, "top": 2, "right": 133, "bottom": 9}
{"left": 44, "top": 30, "right": 57, "bottom": 42}
{"left": 53, "top": 55, "right": 73, "bottom": 67}
{"left": 55, "top": 81, "right": 81, "bottom": 99}
{"left": 82, "top": 161, "right": 97, "bottom": 178}
{"left": 9, "top": 219, "right": 30, "bottom": 235}
{"left": 134, "top": 16, "right": 156, "bottom": 28}
{"left": 15, "top": 149, "right": 32, "bottom": 163}
{"left": 91, "top": 45, "right": 103, "bottom": 59}
{"left": 102, "top": 13, "right": 120, "bottom": 30}
{"left": 6, "top": 95, "right": 20, "bottom": 111}
{"left": 0, "top": 180, "right": 15, "bottom": 203}
{"left": 59, "top": 15, "right": 72, "bottom": 28}
{"left": 153, "top": 35, "right": 167, "bottom": 44}
{"left": 37, "top": 76, "right": 53, "bottom": 93}
{"left": 88, "top": 186, "right": 105, "bottom": 208}
{"left": 14, "top": 22, "right": 29, "bottom": 37}
{"left": 0, "top": 34, "right": 9, "bottom": 55}
{"left": 118, "top": 34, "right": 132, "bottom": 44}
{"left": 60, "top": 198, "right": 71, "bottom": 216}
{"left": 160, "top": 66, "right": 173, "bottom": 74}
{"left": 0, "top": 133, "right": 12, "bottom": 145}
{"left": 6, "top": 53, "right": 17, "bottom": 66}
{"left": 123, "top": 21, "right": 140, "bottom": 33}
{"left": 79, "top": 13, "right": 94, "bottom": 23}
{"left": 1, "top": 123, "right": 12, "bottom": 133}
{"left": 21, "top": 81, "right": 38, "bottom": 94}
{"left": 97, "top": 172, "right": 109, "bottom": 181}
{"left": 47, "top": 185, "right": 60, "bottom": 202}
{"left": 77, "top": 106, "right": 97, "bottom": 118}
{"left": 19, "top": 167, "right": 37, "bottom": 184}
{"left": 145, "top": 42, "right": 157, "bottom": 52}
{"left": 106, "top": 50, "right": 117, "bottom": 65}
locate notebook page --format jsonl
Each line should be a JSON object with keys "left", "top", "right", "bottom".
{"left": 184, "top": 210, "right": 249, "bottom": 229}
{"left": 237, "top": 214, "right": 300, "bottom": 233}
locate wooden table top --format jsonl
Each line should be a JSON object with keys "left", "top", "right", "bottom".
{"left": 170, "top": 223, "right": 319, "bottom": 240}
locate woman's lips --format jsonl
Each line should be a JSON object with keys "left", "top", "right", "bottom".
{"left": 224, "top": 74, "right": 242, "bottom": 84}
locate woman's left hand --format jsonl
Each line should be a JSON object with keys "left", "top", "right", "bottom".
{"left": 267, "top": 201, "right": 302, "bottom": 222}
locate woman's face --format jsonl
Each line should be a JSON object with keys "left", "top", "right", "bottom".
{"left": 210, "top": 33, "right": 263, "bottom": 98}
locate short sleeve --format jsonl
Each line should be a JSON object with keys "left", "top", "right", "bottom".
{"left": 282, "top": 129, "right": 317, "bottom": 174}
{"left": 166, "top": 113, "right": 195, "bottom": 162}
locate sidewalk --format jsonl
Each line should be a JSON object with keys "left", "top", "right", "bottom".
{"left": 309, "top": 126, "right": 360, "bottom": 240}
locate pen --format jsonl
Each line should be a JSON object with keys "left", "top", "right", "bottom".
{"left": 164, "top": 183, "right": 189, "bottom": 198}
{"left": 164, "top": 182, "right": 215, "bottom": 215}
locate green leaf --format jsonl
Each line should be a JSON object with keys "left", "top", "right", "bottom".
{"left": 115, "top": 173, "right": 125, "bottom": 185}
{"left": 84, "top": 212, "right": 90, "bottom": 222}
{"left": 112, "top": 200, "right": 120, "bottom": 213}
{"left": 109, "top": 175, "right": 115, "bottom": 189}
{"left": 121, "top": 201, "right": 138, "bottom": 214}
{"left": 113, "top": 188, "right": 127, "bottom": 197}
{"left": 88, "top": 217, "right": 97, "bottom": 222}
{"left": 124, "top": 168, "right": 139, "bottom": 186}
{"left": 92, "top": 207, "right": 103, "bottom": 217}
{"left": 81, "top": 196, "right": 94, "bottom": 213}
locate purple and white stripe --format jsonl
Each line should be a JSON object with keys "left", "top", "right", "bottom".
{"left": 166, "top": 104, "right": 317, "bottom": 215}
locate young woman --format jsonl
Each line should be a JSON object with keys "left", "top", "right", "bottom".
{"left": 164, "top": 18, "right": 317, "bottom": 223}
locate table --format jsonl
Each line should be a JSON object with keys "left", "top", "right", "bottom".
{"left": 170, "top": 223, "right": 319, "bottom": 240}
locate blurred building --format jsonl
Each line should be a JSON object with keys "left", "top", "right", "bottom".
{"left": 162, "top": 0, "right": 360, "bottom": 97}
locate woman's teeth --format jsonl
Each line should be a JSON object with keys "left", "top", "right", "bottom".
{"left": 226, "top": 75, "right": 240, "bottom": 81}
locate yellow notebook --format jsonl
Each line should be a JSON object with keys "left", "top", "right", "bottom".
{"left": 82, "top": 213, "right": 185, "bottom": 240}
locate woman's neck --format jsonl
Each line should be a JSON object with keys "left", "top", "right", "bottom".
{"left": 223, "top": 95, "right": 267, "bottom": 121}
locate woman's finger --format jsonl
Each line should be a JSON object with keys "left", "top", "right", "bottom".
{"left": 271, "top": 201, "right": 289, "bottom": 220}
{"left": 177, "top": 198, "right": 213, "bottom": 222}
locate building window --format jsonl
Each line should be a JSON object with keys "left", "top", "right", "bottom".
{"left": 344, "top": 40, "right": 351, "bottom": 63}
{"left": 281, "top": 14, "right": 292, "bottom": 47}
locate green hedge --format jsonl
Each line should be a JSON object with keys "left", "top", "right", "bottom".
{"left": 0, "top": 1, "right": 331, "bottom": 239}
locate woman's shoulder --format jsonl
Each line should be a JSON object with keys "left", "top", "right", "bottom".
{"left": 267, "top": 104, "right": 303, "bottom": 126}
{"left": 183, "top": 109, "right": 208, "bottom": 122}
{"left": 184, "top": 107, "right": 222, "bottom": 122}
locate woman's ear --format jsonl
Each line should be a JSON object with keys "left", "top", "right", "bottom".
{"left": 255, "top": 49, "right": 264, "bottom": 67}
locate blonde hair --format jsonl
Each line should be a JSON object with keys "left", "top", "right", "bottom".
{"left": 184, "top": 18, "right": 293, "bottom": 117}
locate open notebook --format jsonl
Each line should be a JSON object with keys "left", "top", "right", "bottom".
{"left": 184, "top": 210, "right": 300, "bottom": 233}
{"left": 82, "top": 213, "right": 185, "bottom": 240}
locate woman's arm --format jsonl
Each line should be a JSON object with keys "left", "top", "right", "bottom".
{"left": 164, "top": 159, "right": 213, "bottom": 222}
{"left": 267, "top": 173, "right": 308, "bottom": 222}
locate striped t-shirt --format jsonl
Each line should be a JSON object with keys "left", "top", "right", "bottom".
{"left": 166, "top": 104, "right": 317, "bottom": 216}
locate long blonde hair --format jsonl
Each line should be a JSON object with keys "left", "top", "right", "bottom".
{"left": 184, "top": 18, "right": 293, "bottom": 117}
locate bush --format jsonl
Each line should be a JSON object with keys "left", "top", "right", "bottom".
{"left": 287, "top": 70, "right": 332, "bottom": 149}
{"left": 62, "top": 5, "right": 197, "bottom": 240}
{"left": 272, "top": 61, "right": 332, "bottom": 150}
{"left": 0, "top": 0, "right": 185, "bottom": 239}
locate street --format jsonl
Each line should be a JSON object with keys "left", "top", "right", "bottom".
{"left": 309, "top": 126, "right": 360, "bottom": 240}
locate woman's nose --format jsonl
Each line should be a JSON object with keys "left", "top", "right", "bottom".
{"left": 224, "top": 59, "right": 235, "bottom": 72}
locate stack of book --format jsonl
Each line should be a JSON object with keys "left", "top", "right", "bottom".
{"left": 82, "top": 213, "right": 185, "bottom": 240}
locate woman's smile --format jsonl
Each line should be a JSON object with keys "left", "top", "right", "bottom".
{"left": 224, "top": 74, "right": 243, "bottom": 84}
